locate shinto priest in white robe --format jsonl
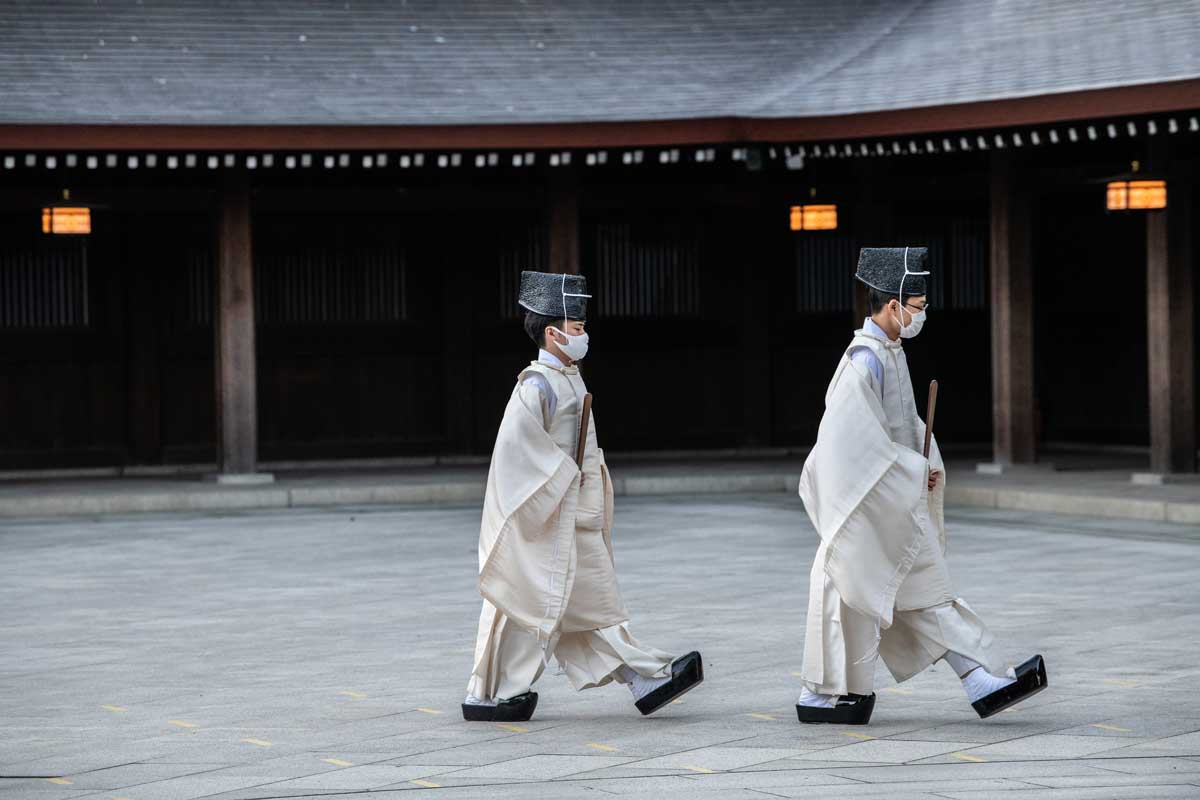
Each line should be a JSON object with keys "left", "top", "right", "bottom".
{"left": 798, "top": 322, "right": 1000, "bottom": 696}
{"left": 467, "top": 350, "right": 674, "bottom": 701}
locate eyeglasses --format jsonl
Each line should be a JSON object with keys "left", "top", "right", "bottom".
{"left": 903, "top": 302, "right": 930, "bottom": 313}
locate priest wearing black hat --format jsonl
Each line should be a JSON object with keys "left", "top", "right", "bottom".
{"left": 462, "top": 270, "right": 703, "bottom": 722}
{"left": 794, "top": 248, "right": 1047, "bottom": 724}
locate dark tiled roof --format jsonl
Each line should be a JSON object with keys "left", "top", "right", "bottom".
{"left": 1, "top": 0, "right": 1197, "bottom": 126}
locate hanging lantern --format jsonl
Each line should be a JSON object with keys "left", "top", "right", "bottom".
{"left": 41, "top": 206, "right": 92, "bottom": 235}
{"left": 1106, "top": 180, "right": 1166, "bottom": 211}
{"left": 789, "top": 204, "right": 838, "bottom": 231}
{"left": 41, "top": 189, "right": 94, "bottom": 235}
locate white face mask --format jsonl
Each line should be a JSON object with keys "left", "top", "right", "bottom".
{"left": 550, "top": 325, "right": 589, "bottom": 361}
{"left": 894, "top": 246, "right": 930, "bottom": 340}
{"left": 552, "top": 275, "right": 592, "bottom": 362}
{"left": 896, "top": 304, "right": 926, "bottom": 339}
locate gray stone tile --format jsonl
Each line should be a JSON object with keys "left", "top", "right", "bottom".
{"left": 1102, "top": 730, "right": 1200, "bottom": 757}
{"left": 194, "top": 752, "right": 398, "bottom": 779}
{"left": 1023, "top": 771, "right": 1200, "bottom": 789}
{"left": 0, "top": 780, "right": 101, "bottom": 798}
{"left": 434, "top": 753, "right": 633, "bottom": 781}
{"left": 1085, "top": 756, "right": 1200, "bottom": 775}
{"left": 253, "top": 763, "right": 461, "bottom": 791}
{"left": 938, "top": 786, "right": 1200, "bottom": 800}
{"left": 627, "top": 745, "right": 813, "bottom": 772}
{"left": 823, "top": 761, "right": 1124, "bottom": 783}
{"left": 30, "top": 763, "right": 222, "bottom": 790}
{"left": 755, "top": 778, "right": 1033, "bottom": 798}
{"left": 926, "top": 733, "right": 1151, "bottom": 761}
{"left": 381, "top": 738, "right": 552, "bottom": 765}
{"left": 788, "top": 738, "right": 982, "bottom": 764}
{"left": 79, "top": 775, "right": 281, "bottom": 800}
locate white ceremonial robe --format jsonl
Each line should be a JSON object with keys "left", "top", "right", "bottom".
{"left": 468, "top": 358, "right": 673, "bottom": 701}
{"left": 799, "top": 328, "right": 999, "bottom": 696}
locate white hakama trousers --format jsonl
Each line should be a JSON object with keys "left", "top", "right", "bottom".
{"left": 801, "top": 521, "right": 1000, "bottom": 696}
{"left": 467, "top": 614, "right": 674, "bottom": 701}
{"left": 468, "top": 526, "right": 674, "bottom": 701}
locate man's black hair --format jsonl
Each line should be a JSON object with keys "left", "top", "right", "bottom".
{"left": 867, "top": 287, "right": 893, "bottom": 315}
{"left": 523, "top": 310, "right": 564, "bottom": 348}
{"left": 866, "top": 287, "right": 928, "bottom": 315}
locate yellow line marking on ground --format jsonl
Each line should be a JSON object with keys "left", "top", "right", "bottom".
{"left": 45, "top": 778, "right": 72, "bottom": 785}
{"left": 339, "top": 690, "right": 368, "bottom": 698}
{"left": 410, "top": 779, "right": 442, "bottom": 788}
{"left": 241, "top": 738, "right": 272, "bottom": 747}
{"left": 588, "top": 743, "right": 618, "bottom": 751}
{"left": 682, "top": 764, "right": 716, "bottom": 774}
{"left": 1091, "top": 723, "right": 1132, "bottom": 732}
{"left": 496, "top": 723, "right": 528, "bottom": 733}
{"left": 100, "top": 704, "right": 127, "bottom": 712}
{"left": 1103, "top": 678, "right": 1139, "bottom": 687}
{"left": 841, "top": 732, "right": 876, "bottom": 740}
{"left": 671, "top": 698, "right": 683, "bottom": 704}
{"left": 323, "top": 758, "right": 354, "bottom": 766}
{"left": 952, "top": 752, "right": 987, "bottom": 762}
{"left": 416, "top": 707, "right": 442, "bottom": 715}
{"left": 791, "top": 671, "right": 805, "bottom": 677}
{"left": 167, "top": 719, "right": 197, "bottom": 728}
{"left": 880, "top": 687, "right": 913, "bottom": 695}
{"left": 747, "top": 713, "right": 776, "bottom": 721}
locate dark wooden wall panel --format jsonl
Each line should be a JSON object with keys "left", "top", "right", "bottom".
{"left": 0, "top": 210, "right": 127, "bottom": 468}
{"left": 253, "top": 211, "right": 446, "bottom": 459}
{"left": 580, "top": 202, "right": 745, "bottom": 450}
{"left": 1035, "top": 187, "right": 1148, "bottom": 446}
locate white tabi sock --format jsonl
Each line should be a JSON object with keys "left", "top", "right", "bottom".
{"left": 618, "top": 665, "right": 671, "bottom": 701}
{"left": 462, "top": 693, "right": 498, "bottom": 707}
{"left": 797, "top": 687, "right": 837, "bottom": 708}
{"left": 943, "top": 651, "right": 1015, "bottom": 704}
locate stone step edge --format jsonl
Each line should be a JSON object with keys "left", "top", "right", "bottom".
{"left": 0, "top": 474, "right": 1195, "bottom": 525}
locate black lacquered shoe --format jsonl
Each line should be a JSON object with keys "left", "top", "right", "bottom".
{"left": 461, "top": 691, "right": 538, "bottom": 722}
{"left": 635, "top": 651, "right": 704, "bottom": 716}
{"left": 972, "top": 655, "right": 1047, "bottom": 719}
{"left": 796, "top": 692, "right": 876, "bottom": 724}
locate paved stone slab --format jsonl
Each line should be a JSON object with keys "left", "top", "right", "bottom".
{"left": 934, "top": 733, "right": 1151, "bottom": 761}
{"left": 252, "top": 763, "right": 462, "bottom": 791}
{"left": 790, "top": 738, "right": 982, "bottom": 763}
{"left": 426, "top": 753, "right": 634, "bottom": 781}
{"left": 938, "top": 785, "right": 1200, "bottom": 800}
{"left": 626, "top": 745, "right": 814, "bottom": 772}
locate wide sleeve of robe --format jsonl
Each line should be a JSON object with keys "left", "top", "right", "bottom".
{"left": 476, "top": 381, "right": 582, "bottom": 653}
{"left": 798, "top": 356, "right": 943, "bottom": 629}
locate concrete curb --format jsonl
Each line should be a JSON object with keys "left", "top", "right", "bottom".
{"left": 0, "top": 471, "right": 1197, "bottom": 525}
{"left": 943, "top": 484, "right": 1200, "bottom": 525}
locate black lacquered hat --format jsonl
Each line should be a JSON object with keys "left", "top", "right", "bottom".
{"left": 854, "top": 247, "right": 929, "bottom": 297}
{"left": 518, "top": 271, "right": 590, "bottom": 320}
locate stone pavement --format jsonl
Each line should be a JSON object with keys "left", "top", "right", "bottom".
{"left": 1, "top": 494, "right": 1198, "bottom": 799}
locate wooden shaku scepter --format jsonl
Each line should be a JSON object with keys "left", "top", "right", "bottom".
{"left": 575, "top": 393, "right": 593, "bottom": 470}
{"left": 923, "top": 380, "right": 938, "bottom": 459}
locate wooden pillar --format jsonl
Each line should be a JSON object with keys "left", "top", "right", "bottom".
{"left": 546, "top": 181, "right": 580, "bottom": 274}
{"left": 212, "top": 179, "right": 270, "bottom": 482}
{"left": 1145, "top": 180, "right": 1195, "bottom": 474}
{"left": 987, "top": 153, "right": 1036, "bottom": 466}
